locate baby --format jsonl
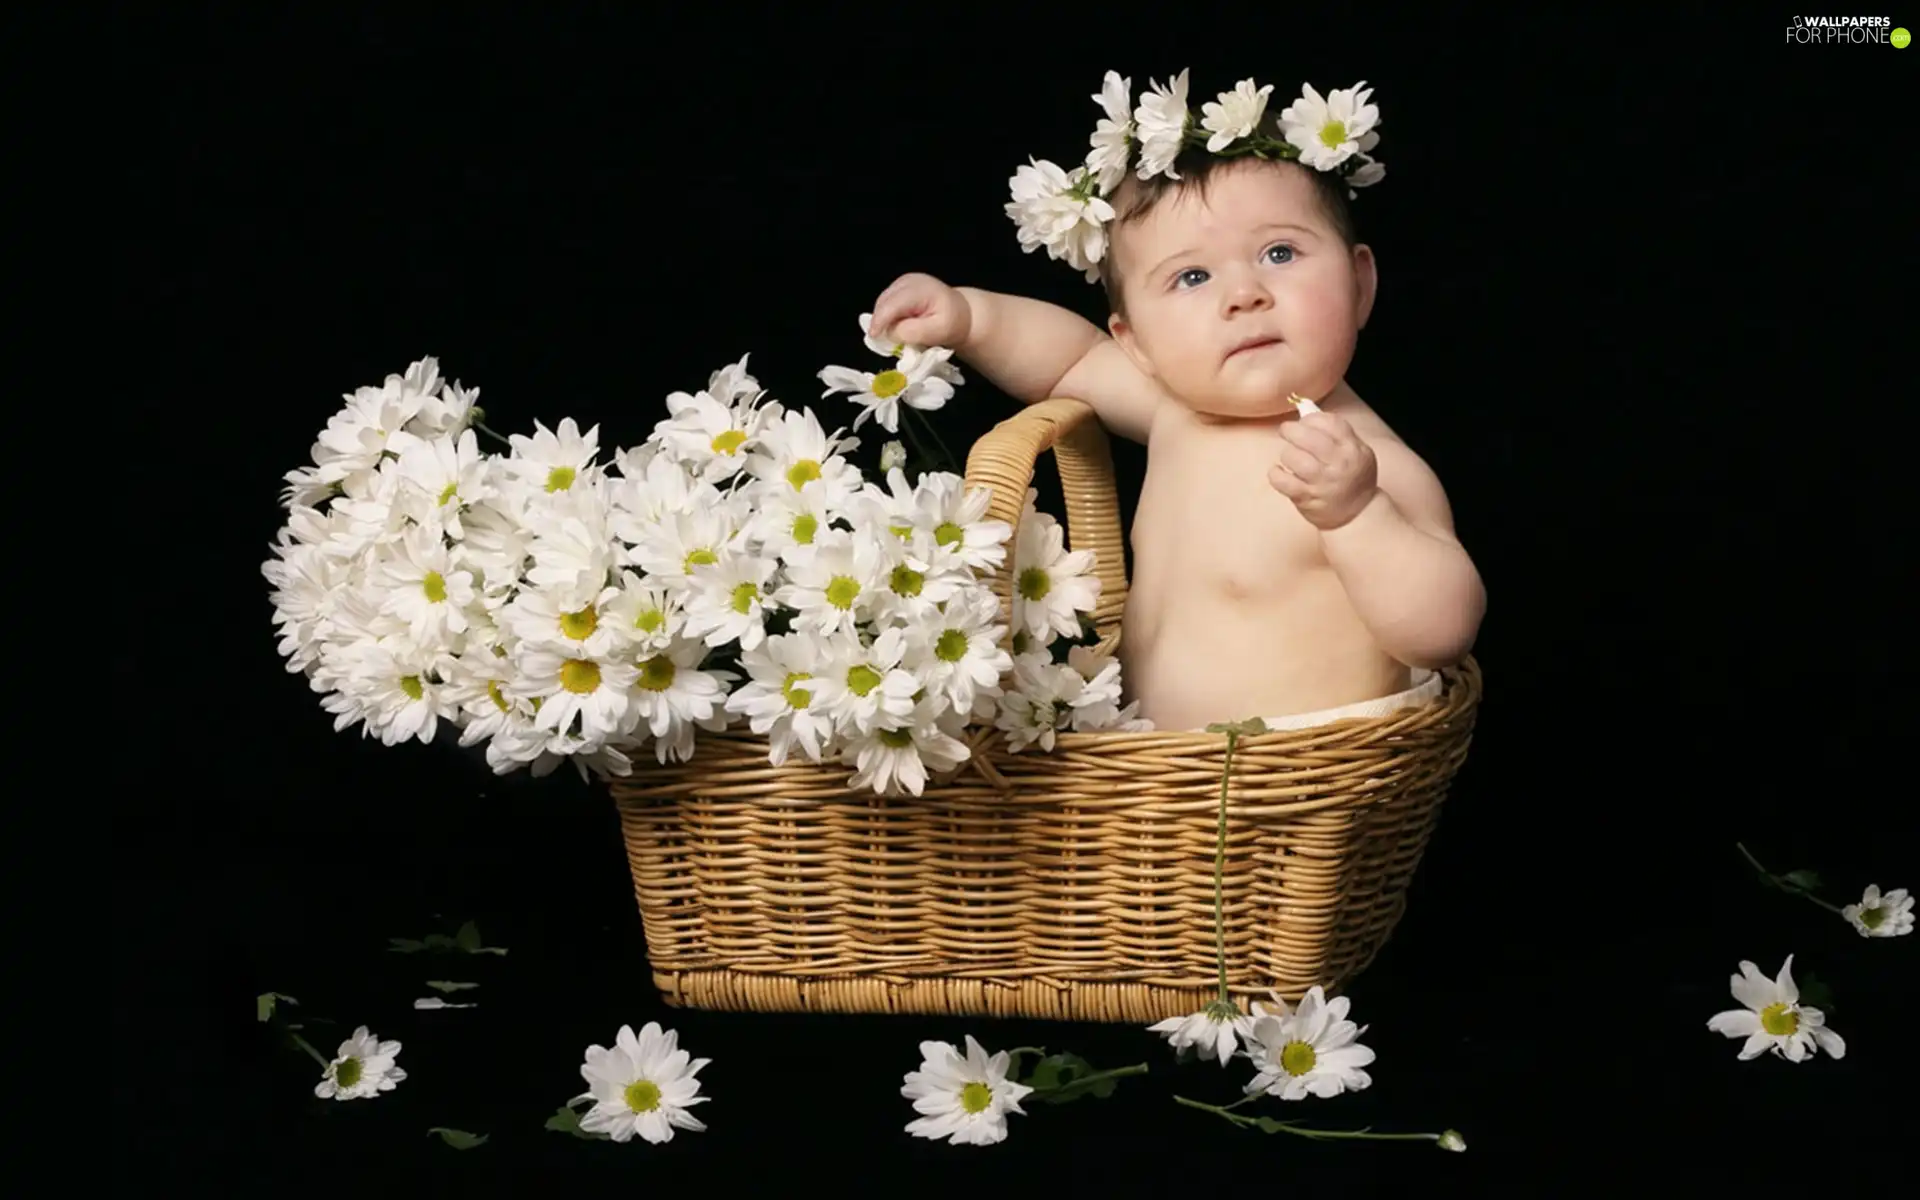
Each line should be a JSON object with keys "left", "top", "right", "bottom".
{"left": 866, "top": 72, "right": 1485, "bottom": 732}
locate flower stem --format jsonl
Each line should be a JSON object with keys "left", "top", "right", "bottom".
{"left": 1734, "top": 842, "right": 1846, "bottom": 915}
{"left": 289, "top": 1032, "right": 331, "bottom": 1069}
{"left": 904, "top": 405, "right": 957, "bottom": 475}
{"left": 1173, "top": 1095, "right": 1448, "bottom": 1144}
{"left": 471, "top": 418, "right": 513, "bottom": 448}
{"left": 1032, "top": 1063, "right": 1150, "bottom": 1102}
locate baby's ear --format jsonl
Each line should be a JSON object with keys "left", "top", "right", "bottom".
{"left": 1351, "top": 243, "right": 1379, "bottom": 331}
{"left": 1107, "top": 312, "right": 1158, "bottom": 380}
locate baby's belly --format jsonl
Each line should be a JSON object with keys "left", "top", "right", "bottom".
{"left": 1120, "top": 583, "right": 1410, "bottom": 730}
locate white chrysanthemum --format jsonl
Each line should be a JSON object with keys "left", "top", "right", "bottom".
{"left": 503, "top": 417, "right": 601, "bottom": 497}
{"left": 1005, "top": 158, "right": 1116, "bottom": 283}
{"left": 309, "top": 357, "right": 442, "bottom": 488}
{"left": 744, "top": 406, "right": 863, "bottom": 511}
{"left": 510, "top": 642, "right": 638, "bottom": 745}
{"left": 443, "top": 646, "right": 533, "bottom": 747}
{"left": 857, "top": 468, "right": 1013, "bottom": 577}
{"left": 841, "top": 694, "right": 971, "bottom": 797}
{"left": 774, "top": 528, "right": 889, "bottom": 640}
{"left": 724, "top": 632, "right": 839, "bottom": 767}
{"left": 1842, "top": 884, "right": 1913, "bottom": 937}
{"left": 330, "top": 459, "right": 412, "bottom": 552}
{"left": 263, "top": 540, "right": 352, "bottom": 674}
{"left": 391, "top": 427, "right": 492, "bottom": 536}
{"left": 601, "top": 569, "right": 686, "bottom": 655}
{"left": 372, "top": 523, "right": 479, "bottom": 649}
{"left": 681, "top": 548, "right": 779, "bottom": 651}
{"left": 901, "top": 1035, "right": 1034, "bottom": 1147}
{"left": 503, "top": 580, "right": 624, "bottom": 659}
{"left": 856, "top": 313, "right": 967, "bottom": 386}
{"left": 743, "top": 474, "right": 837, "bottom": 567}
{"left": 1011, "top": 505, "right": 1101, "bottom": 642}
{"left": 1279, "top": 81, "right": 1380, "bottom": 172}
{"left": 624, "top": 501, "right": 746, "bottom": 595}
{"left": 330, "top": 635, "right": 461, "bottom": 747}
{"left": 1064, "top": 644, "right": 1152, "bottom": 731}
{"left": 1706, "top": 955, "right": 1847, "bottom": 1062}
{"left": 1244, "top": 985, "right": 1376, "bottom": 1100}
{"left": 624, "top": 636, "right": 737, "bottom": 757}
{"left": 807, "top": 626, "right": 919, "bottom": 737}
{"left": 1148, "top": 1001, "right": 1257, "bottom": 1067}
{"left": 818, "top": 352, "right": 955, "bottom": 434}
{"left": 574, "top": 1022, "right": 711, "bottom": 1145}
{"left": 1085, "top": 70, "right": 1134, "bottom": 194}
{"left": 654, "top": 380, "right": 778, "bottom": 486}
{"left": 405, "top": 377, "right": 478, "bottom": 438}
{"left": 1132, "top": 69, "right": 1191, "bottom": 180}
{"left": 453, "top": 496, "right": 536, "bottom": 594}
{"left": 609, "top": 443, "right": 709, "bottom": 533}
{"left": 1344, "top": 132, "right": 1386, "bottom": 197}
{"left": 1200, "top": 77, "right": 1274, "bottom": 152}
{"left": 901, "top": 587, "right": 1013, "bottom": 718}
{"left": 521, "top": 476, "right": 623, "bottom": 609}
{"left": 315, "top": 1025, "right": 407, "bottom": 1101}
{"left": 993, "top": 652, "right": 1080, "bottom": 753}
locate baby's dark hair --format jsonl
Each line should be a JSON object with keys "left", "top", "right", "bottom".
{"left": 1097, "top": 113, "right": 1360, "bottom": 316}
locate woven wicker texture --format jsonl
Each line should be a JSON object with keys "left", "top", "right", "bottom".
{"left": 609, "top": 398, "right": 1481, "bottom": 1023}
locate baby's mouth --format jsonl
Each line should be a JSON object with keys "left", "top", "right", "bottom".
{"left": 1226, "top": 336, "right": 1282, "bottom": 359}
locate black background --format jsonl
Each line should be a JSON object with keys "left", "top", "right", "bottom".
{"left": 116, "top": 5, "right": 1913, "bottom": 1190}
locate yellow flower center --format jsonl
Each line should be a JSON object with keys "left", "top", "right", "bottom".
{"left": 846, "top": 664, "right": 882, "bottom": 697}
{"left": 890, "top": 523, "right": 914, "bottom": 541}
{"left": 1318, "top": 119, "right": 1349, "bottom": 148}
{"left": 825, "top": 576, "right": 861, "bottom": 609}
{"left": 878, "top": 727, "right": 915, "bottom": 749}
{"left": 870, "top": 369, "right": 909, "bottom": 399}
{"left": 1017, "top": 567, "right": 1051, "bottom": 601}
{"left": 545, "top": 465, "right": 575, "bottom": 493}
{"left": 731, "top": 582, "right": 760, "bottom": 614}
{"left": 791, "top": 514, "right": 818, "bottom": 544}
{"left": 1759, "top": 1002, "right": 1799, "bottom": 1036}
{"left": 935, "top": 629, "right": 969, "bottom": 663}
{"left": 959, "top": 1081, "right": 993, "bottom": 1115}
{"left": 437, "top": 482, "right": 458, "bottom": 507}
{"left": 935, "top": 521, "right": 965, "bottom": 548}
{"left": 624, "top": 1079, "right": 661, "bottom": 1113}
{"left": 889, "top": 564, "right": 924, "bottom": 597}
{"left": 1279, "top": 1040, "right": 1317, "bottom": 1076}
{"left": 684, "top": 548, "right": 718, "bottom": 573}
{"left": 781, "top": 672, "right": 813, "bottom": 709}
{"left": 487, "top": 680, "right": 510, "bottom": 712}
{"left": 560, "top": 607, "right": 597, "bottom": 640}
{"left": 334, "top": 1056, "right": 363, "bottom": 1090}
{"left": 710, "top": 428, "right": 747, "bottom": 456}
{"left": 399, "top": 675, "right": 424, "bottom": 701}
{"left": 559, "top": 659, "right": 601, "bottom": 694}
{"left": 786, "top": 459, "right": 822, "bottom": 490}
{"left": 638, "top": 655, "right": 676, "bottom": 692}
{"left": 1861, "top": 905, "right": 1885, "bottom": 929}
{"left": 635, "top": 607, "right": 665, "bottom": 634}
{"left": 422, "top": 571, "right": 447, "bottom": 603}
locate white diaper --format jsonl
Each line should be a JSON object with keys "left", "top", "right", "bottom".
{"left": 1192, "top": 668, "right": 1445, "bottom": 733}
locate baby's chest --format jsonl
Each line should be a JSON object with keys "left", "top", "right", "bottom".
{"left": 1130, "top": 428, "right": 1323, "bottom": 590}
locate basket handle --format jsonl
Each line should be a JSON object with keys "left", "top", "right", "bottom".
{"left": 961, "top": 397, "right": 1129, "bottom": 652}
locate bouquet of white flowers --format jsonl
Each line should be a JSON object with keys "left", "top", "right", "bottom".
{"left": 262, "top": 320, "right": 1151, "bottom": 794}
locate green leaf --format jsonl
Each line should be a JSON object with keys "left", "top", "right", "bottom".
{"left": 256, "top": 992, "right": 298, "bottom": 1023}
{"left": 427, "top": 1128, "right": 489, "bottom": 1150}
{"left": 454, "top": 921, "right": 483, "bottom": 952}
{"left": 1205, "top": 717, "right": 1269, "bottom": 738}
{"left": 1799, "top": 972, "right": 1838, "bottom": 1013}
{"left": 426, "top": 980, "right": 481, "bottom": 993}
{"left": 1782, "top": 870, "right": 1823, "bottom": 891}
{"left": 545, "top": 1105, "right": 613, "bottom": 1140}
{"left": 388, "top": 938, "right": 427, "bottom": 954}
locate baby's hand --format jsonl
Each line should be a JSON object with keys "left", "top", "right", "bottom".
{"left": 1268, "top": 411, "right": 1380, "bottom": 530}
{"left": 867, "top": 272, "right": 973, "bottom": 350}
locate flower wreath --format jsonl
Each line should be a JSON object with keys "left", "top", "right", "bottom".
{"left": 1005, "top": 70, "right": 1386, "bottom": 283}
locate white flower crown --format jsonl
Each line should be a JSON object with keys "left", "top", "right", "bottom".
{"left": 1005, "top": 70, "right": 1387, "bottom": 283}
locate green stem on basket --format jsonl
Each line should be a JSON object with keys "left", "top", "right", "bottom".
{"left": 1173, "top": 1095, "right": 1452, "bottom": 1145}
{"left": 1735, "top": 842, "right": 1846, "bottom": 915}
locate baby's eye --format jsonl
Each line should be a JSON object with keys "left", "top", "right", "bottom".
{"left": 1262, "top": 243, "right": 1297, "bottom": 265}
{"left": 1173, "top": 268, "right": 1210, "bottom": 290}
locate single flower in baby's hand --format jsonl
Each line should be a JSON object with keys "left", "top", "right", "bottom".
{"left": 1267, "top": 411, "right": 1379, "bottom": 530}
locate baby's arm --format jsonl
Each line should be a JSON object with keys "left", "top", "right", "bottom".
{"left": 870, "top": 275, "right": 1163, "bottom": 444}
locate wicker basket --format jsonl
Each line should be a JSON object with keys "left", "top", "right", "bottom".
{"left": 608, "top": 398, "right": 1481, "bottom": 1023}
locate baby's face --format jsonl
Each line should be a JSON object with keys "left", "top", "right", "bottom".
{"left": 1107, "top": 162, "right": 1375, "bottom": 421}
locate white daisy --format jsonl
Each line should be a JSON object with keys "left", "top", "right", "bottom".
{"left": 743, "top": 406, "right": 863, "bottom": 511}
{"left": 1842, "top": 884, "right": 1913, "bottom": 937}
{"left": 653, "top": 382, "right": 777, "bottom": 486}
{"left": 1244, "top": 985, "right": 1376, "bottom": 1101}
{"left": 601, "top": 569, "right": 686, "bottom": 655}
{"left": 1132, "top": 69, "right": 1191, "bottom": 180}
{"left": 623, "top": 499, "right": 747, "bottom": 595}
{"left": 511, "top": 643, "right": 638, "bottom": 744}
{"left": 817, "top": 353, "right": 955, "bottom": 435}
{"left": 311, "top": 358, "right": 441, "bottom": 487}
{"left": 808, "top": 626, "right": 920, "bottom": 738}
{"left": 1063, "top": 644, "right": 1151, "bottom": 732}
{"left": 405, "top": 376, "right": 479, "bottom": 438}
{"left": 681, "top": 548, "right": 780, "bottom": 651}
{"left": 743, "top": 475, "right": 838, "bottom": 567}
{"left": 452, "top": 498, "right": 536, "bottom": 594}
{"left": 624, "top": 635, "right": 737, "bottom": 747}
{"left": 1279, "top": 81, "right": 1381, "bottom": 173}
{"left": 520, "top": 477, "right": 623, "bottom": 609}
{"left": 574, "top": 1022, "right": 711, "bottom": 1145}
{"left": 901, "top": 587, "right": 1013, "bottom": 718}
{"left": 724, "top": 632, "right": 839, "bottom": 767}
{"left": 841, "top": 694, "right": 971, "bottom": 797}
{"left": 334, "top": 636, "right": 461, "bottom": 747}
{"left": 315, "top": 1025, "right": 407, "bottom": 1101}
{"left": 503, "top": 417, "right": 601, "bottom": 496}
{"left": 1707, "top": 955, "right": 1847, "bottom": 1062}
{"left": 1011, "top": 505, "right": 1101, "bottom": 642}
{"left": 373, "top": 523, "right": 478, "bottom": 649}
{"left": 262, "top": 541, "right": 351, "bottom": 675}
{"left": 1200, "top": 78, "right": 1274, "bottom": 152}
{"left": 1148, "top": 1001, "right": 1257, "bottom": 1067}
{"left": 993, "top": 651, "right": 1076, "bottom": 753}
{"left": 1085, "top": 70, "right": 1134, "bottom": 194}
{"left": 391, "top": 426, "right": 491, "bottom": 536}
{"left": 502, "top": 580, "right": 625, "bottom": 659}
{"left": 774, "top": 527, "right": 889, "bottom": 641}
{"left": 902, "top": 1035, "right": 1035, "bottom": 1147}
{"left": 1004, "top": 158, "right": 1116, "bottom": 283}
